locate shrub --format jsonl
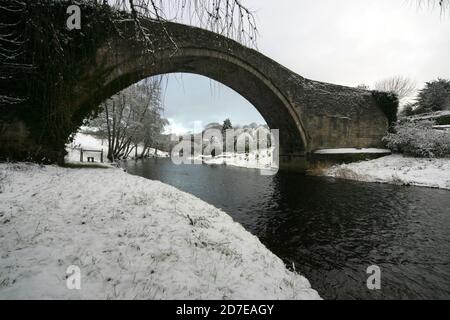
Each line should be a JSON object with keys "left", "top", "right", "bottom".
{"left": 436, "top": 114, "right": 450, "bottom": 125}
{"left": 372, "top": 91, "right": 399, "bottom": 126}
{"left": 399, "top": 102, "right": 416, "bottom": 117}
{"left": 382, "top": 120, "right": 450, "bottom": 158}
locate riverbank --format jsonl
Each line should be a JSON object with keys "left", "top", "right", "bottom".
{"left": 193, "top": 149, "right": 277, "bottom": 171}
{"left": 65, "top": 133, "right": 169, "bottom": 163}
{"left": 0, "top": 163, "right": 320, "bottom": 299}
{"left": 320, "top": 154, "right": 450, "bottom": 190}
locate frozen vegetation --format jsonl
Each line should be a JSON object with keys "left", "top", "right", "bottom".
{"left": 383, "top": 120, "right": 450, "bottom": 158}
{"left": 0, "top": 163, "right": 320, "bottom": 300}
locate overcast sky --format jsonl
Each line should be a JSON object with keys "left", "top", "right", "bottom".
{"left": 163, "top": 0, "right": 450, "bottom": 134}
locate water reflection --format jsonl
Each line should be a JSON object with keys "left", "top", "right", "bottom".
{"left": 122, "top": 158, "right": 450, "bottom": 299}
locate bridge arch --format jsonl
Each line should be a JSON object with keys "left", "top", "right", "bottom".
{"left": 0, "top": 16, "right": 390, "bottom": 169}
{"left": 72, "top": 33, "right": 310, "bottom": 157}
{"left": 65, "top": 19, "right": 389, "bottom": 170}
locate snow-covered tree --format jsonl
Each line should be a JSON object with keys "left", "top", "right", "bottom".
{"left": 221, "top": 119, "right": 233, "bottom": 133}
{"left": 89, "top": 77, "right": 168, "bottom": 161}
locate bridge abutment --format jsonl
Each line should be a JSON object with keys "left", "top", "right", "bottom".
{"left": 279, "top": 154, "right": 309, "bottom": 172}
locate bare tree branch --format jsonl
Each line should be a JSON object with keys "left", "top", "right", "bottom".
{"left": 414, "top": 0, "right": 450, "bottom": 13}
{"left": 111, "top": 0, "right": 258, "bottom": 46}
{"left": 374, "top": 76, "right": 417, "bottom": 100}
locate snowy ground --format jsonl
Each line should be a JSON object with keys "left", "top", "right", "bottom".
{"left": 407, "top": 110, "right": 450, "bottom": 122}
{"left": 65, "top": 133, "right": 169, "bottom": 163}
{"left": 68, "top": 133, "right": 276, "bottom": 173}
{"left": 0, "top": 163, "right": 320, "bottom": 299}
{"left": 433, "top": 125, "right": 450, "bottom": 130}
{"left": 192, "top": 149, "right": 277, "bottom": 172}
{"left": 314, "top": 148, "right": 391, "bottom": 155}
{"left": 322, "top": 154, "right": 450, "bottom": 190}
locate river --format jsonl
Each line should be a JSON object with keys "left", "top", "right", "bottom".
{"left": 121, "top": 158, "right": 450, "bottom": 299}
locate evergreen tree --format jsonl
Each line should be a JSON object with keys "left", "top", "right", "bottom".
{"left": 415, "top": 79, "right": 450, "bottom": 113}
{"left": 221, "top": 119, "right": 233, "bottom": 134}
{"left": 221, "top": 119, "right": 233, "bottom": 152}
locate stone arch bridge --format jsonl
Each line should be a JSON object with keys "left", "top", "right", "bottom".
{"left": 0, "top": 18, "right": 390, "bottom": 171}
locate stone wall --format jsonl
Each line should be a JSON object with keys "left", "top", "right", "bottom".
{"left": 71, "top": 19, "right": 389, "bottom": 155}
{"left": 0, "top": 14, "right": 391, "bottom": 170}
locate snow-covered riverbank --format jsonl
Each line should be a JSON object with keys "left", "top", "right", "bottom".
{"left": 321, "top": 154, "right": 450, "bottom": 190}
{"left": 0, "top": 163, "right": 320, "bottom": 299}
{"left": 65, "top": 133, "right": 169, "bottom": 163}
{"left": 193, "top": 149, "right": 277, "bottom": 172}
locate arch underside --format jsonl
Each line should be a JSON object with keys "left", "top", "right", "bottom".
{"left": 78, "top": 48, "right": 308, "bottom": 155}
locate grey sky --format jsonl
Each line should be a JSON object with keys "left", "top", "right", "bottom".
{"left": 163, "top": 0, "right": 450, "bottom": 134}
{"left": 162, "top": 74, "right": 265, "bottom": 135}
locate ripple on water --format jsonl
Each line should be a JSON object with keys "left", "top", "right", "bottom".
{"left": 122, "top": 159, "right": 450, "bottom": 300}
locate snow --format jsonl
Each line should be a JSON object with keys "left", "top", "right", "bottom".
{"left": 433, "top": 125, "right": 450, "bottom": 130}
{"left": 65, "top": 133, "right": 169, "bottom": 163}
{"left": 0, "top": 163, "right": 320, "bottom": 300}
{"left": 191, "top": 149, "right": 278, "bottom": 173}
{"left": 408, "top": 110, "right": 450, "bottom": 121}
{"left": 314, "top": 148, "right": 391, "bottom": 155}
{"left": 322, "top": 154, "right": 450, "bottom": 190}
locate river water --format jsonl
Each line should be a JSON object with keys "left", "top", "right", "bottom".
{"left": 122, "top": 158, "right": 450, "bottom": 299}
